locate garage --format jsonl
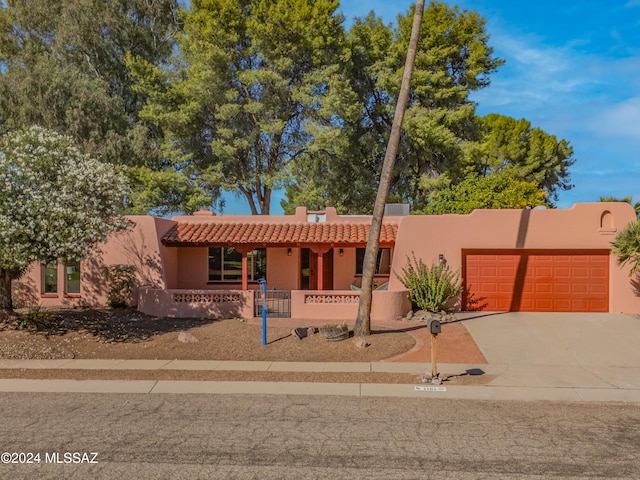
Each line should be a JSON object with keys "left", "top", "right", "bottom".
{"left": 462, "top": 250, "right": 610, "bottom": 312}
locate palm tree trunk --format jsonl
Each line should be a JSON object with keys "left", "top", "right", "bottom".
{"left": 354, "top": 0, "right": 425, "bottom": 336}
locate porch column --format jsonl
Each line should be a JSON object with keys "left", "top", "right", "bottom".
{"left": 242, "top": 254, "right": 248, "bottom": 291}
{"left": 234, "top": 246, "right": 253, "bottom": 291}
{"left": 311, "top": 246, "right": 331, "bottom": 291}
{"left": 317, "top": 253, "right": 324, "bottom": 291}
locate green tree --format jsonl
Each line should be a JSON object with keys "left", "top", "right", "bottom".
{"left": 283, "top": 11, "right": 393, "bottom": 214}
{"left": 285, "top": 1, "right": 504, "bottom": 214}
{"left": 0, "top": 126, "right": 130, "bottom": 312}
{"left": 470, "top": 114, "right": 574, "bottom": 203}
{"left": 125, "top": 165, "right": 223, "bottom": 216}
{"left": 416, "top": 113, "right": 574, "bottom": 213}
{"left": 394, "top": 1, "right": 504, "bottom": 207}
{"left": 0, "top": 0, "right": 180, "bottom": 173}
{"left": 420, "top": 169, "right": 547, "bottom": 214}
{"left": 132, "top": 0, "right": 344, "bottom": 214}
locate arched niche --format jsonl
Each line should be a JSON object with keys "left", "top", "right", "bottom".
{"left": 599, "top": 210, "right": 616, "bottom": 234}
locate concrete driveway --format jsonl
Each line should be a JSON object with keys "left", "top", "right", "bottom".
{"left": 458, "top": 312, "right": 640, "bottom": 390}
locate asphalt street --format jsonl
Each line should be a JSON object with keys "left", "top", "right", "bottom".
{"left": 0, "top": 392, "right": 638, "bottom": 479}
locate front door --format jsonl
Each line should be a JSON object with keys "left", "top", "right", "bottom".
{"left": 300, "top": 248, "right": 333, "bottom": 290}
{"left": 301, "top": 248, "right": 311, "bottom": 289}
{"left": 321, "top": 249, "right": 334, "bottom": 290}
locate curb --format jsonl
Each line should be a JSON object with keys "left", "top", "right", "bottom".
{"left": 1, "top": 379, "right": 639, "bottom": 402}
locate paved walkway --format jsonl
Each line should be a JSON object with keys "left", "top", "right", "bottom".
{"left": 1, "top": 312, "right": 639, "bottom": 402}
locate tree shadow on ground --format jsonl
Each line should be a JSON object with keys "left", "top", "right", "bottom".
{"left": 41, "top": 308, "right": 224, "bottom": 343}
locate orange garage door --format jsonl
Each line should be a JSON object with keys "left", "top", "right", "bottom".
{"left": 463, "top": 250, "right": 609, "bottom": 312}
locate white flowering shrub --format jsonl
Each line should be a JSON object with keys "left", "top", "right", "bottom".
{"left": 0, "top": 126, "right": 131, "bottom": 310}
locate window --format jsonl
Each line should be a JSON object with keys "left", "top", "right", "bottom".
{"left": 64, "top": 261, "right": 81, "bottom": 295}
{"left": 247, "top": 248, "right": 267, "bottom": 280}
{"left": 208, "top": 248, "right": 267, "bottom": 282}
{"left": 355, "top": 248, "right": 392, "bottom": 275}
{"left": 42, "top": 262, "right": 58, "bottom": 294}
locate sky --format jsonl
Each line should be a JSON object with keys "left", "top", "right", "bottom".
{"left": 224, "top": 0, "right": 640, "bottom": 213}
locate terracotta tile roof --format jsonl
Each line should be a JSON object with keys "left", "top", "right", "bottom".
{"left": 162, "top": 222, "right": 397, "bottom": 247}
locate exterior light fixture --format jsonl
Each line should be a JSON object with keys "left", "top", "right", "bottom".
{"left": 339, "top": 248, "right": 344, "bottom": 256}
{"left": 287, "top": 248, "right": 292, "bottom": 256}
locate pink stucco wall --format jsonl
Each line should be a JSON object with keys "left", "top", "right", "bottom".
{"left": 16, "top": 216, "right": 172, "bottom": 308}
{"left": 389, "top": 202, "right": 639, "bottom": 313}
{"left": 333, "top": 248, "right": 358, "bottom": 290}
{"left": 267, "top": 247, "right": 299, "bottom": 290}
{"left": 290, "top": 289, "right": 411, "bottom": 323}
{"left": 175, "top": 247, "right": 208, "bottom": 289}
{"left": 138, "top": 288, "right": 255, "bottom": 319}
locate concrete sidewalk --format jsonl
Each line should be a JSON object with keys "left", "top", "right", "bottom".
{"left": 1, "top": 312, "right": 639, "bottom": 402}
{"left": 1, "top": 357, "right": 639, "bottom": 402}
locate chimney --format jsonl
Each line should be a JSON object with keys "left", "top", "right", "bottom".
{"left": 193, "top": 208, "right": 215, "bottom": 216}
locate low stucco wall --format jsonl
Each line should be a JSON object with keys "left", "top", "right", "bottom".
{"left": 138, "top": 287, "right": 410, "bottom": 321}
{"left": 290, "top": 289, "right": 411, "bottom": 322}
{"left": 138, "top": 288, "right": 255, "bottom": 319}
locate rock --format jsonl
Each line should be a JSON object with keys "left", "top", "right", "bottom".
{"left": 178, "top": 331, "right": 199, "bottom": 343}
{"left": 320, "top": 324, "right": 349, "bottom": 342}
{"left": 355, "top": 340, "right": 370, "bottom": 348}
{"left": 405, "top": 311, "right": 414, "bottom": 321}
{"left": 293, "top": 327, "right": 308, "bottom": 339}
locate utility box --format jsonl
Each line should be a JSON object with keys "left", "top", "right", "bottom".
{"left": 428, "top": 318, "right": 441, "bottom": 335}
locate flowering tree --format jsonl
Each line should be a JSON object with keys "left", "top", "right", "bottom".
{"left": 0, "top": 126, "right": 130, "bottom": 312}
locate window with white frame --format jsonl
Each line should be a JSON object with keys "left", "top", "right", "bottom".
{"left": 208, "top": 247, "right": 266, "bottom": 282}
{"left": 355, "top": 248, "right": 392, "bottom": 275}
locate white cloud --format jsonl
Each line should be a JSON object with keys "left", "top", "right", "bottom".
{"left": 593, "top": 97, "right": 640, "bottom": 138}
{"left": 474, "top": 30, "right": 602, "bottom": 116}
{"left": 469, "top": 25, "right": 640, "bottom": 207}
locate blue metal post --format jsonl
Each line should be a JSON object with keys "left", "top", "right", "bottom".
{"left": 258, "top": 278, "right": 267, "bottom": 345}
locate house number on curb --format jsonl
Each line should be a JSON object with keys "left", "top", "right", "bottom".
{"left": 414, "top": 386, "right": 447, "bottom": 392}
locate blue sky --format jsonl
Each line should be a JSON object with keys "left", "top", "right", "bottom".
{"left": 225, "top": 0, "right": 640, "bottom": 213}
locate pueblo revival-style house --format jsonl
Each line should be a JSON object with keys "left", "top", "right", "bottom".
{"left": 16, "top": 202, "right": 640, "bottom": 321}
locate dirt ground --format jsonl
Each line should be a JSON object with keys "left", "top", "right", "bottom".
{"left": 0, "top": 308, "right": 492, "bottom": 385}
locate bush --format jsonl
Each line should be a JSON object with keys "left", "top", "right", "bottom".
{"left": 612, "top": 220, "right": 640, "bottom": 276}
{"left": 102, "top": 264, "right": 137, "bottom": 308}
{"left": 17, "top": 306, "right": 53, "bottom": 332}
{"left": 396, "top": 253, "right": 462, "bottom": 312}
